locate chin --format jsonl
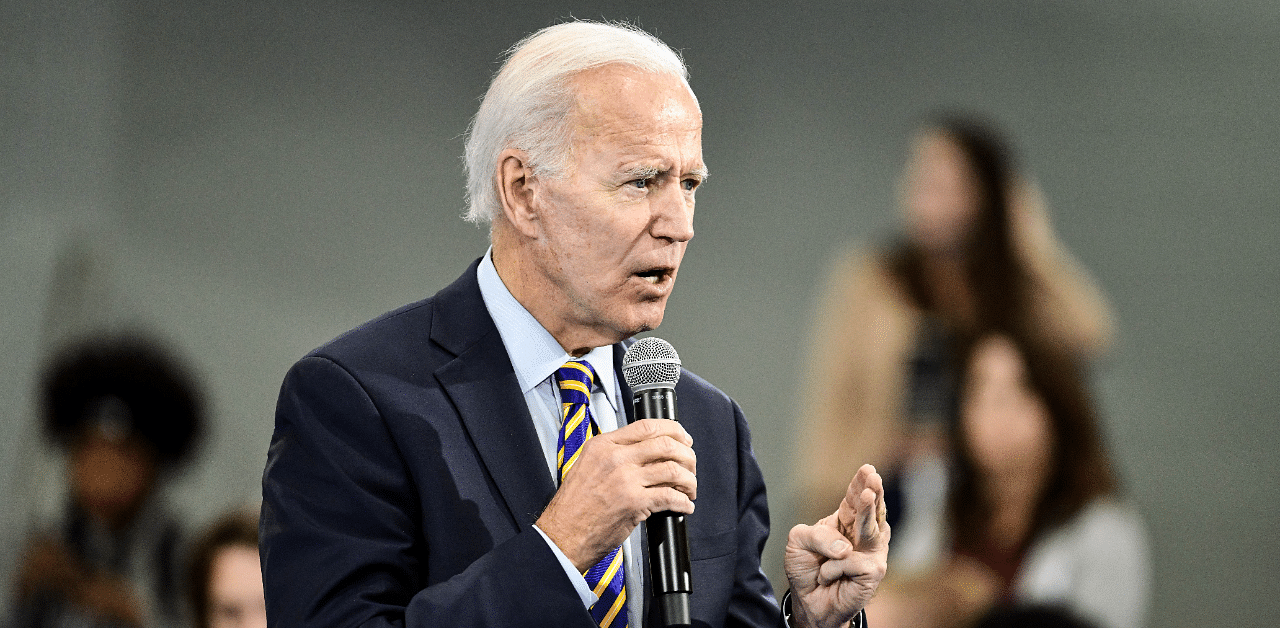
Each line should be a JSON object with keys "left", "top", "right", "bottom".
{"left": 616, "top": 320, "right": 658, "bottom": 341}
{"left": 618, "top": 309, "right": 666, "bottom": 339}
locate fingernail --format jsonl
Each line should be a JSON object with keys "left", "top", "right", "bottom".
{"left": 831, "top": 541, "right": 850, "bottom": 554}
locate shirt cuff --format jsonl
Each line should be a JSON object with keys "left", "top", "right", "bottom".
{"left": 533, "top": 524, "right": 599, "bottom": 608}
{"left": 781, "top": 590, "right": 866, "bottom": 628}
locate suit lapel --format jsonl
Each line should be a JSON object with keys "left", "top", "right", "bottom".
{"left": 431, "top": 261, "right": 557, "bottom": 531}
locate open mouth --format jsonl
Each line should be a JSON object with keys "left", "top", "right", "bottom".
{"left": 635, "top": 267, "right": 672, "bottom": 284}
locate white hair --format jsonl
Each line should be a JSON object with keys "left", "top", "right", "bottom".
{"left": 462, "top": 20, "right": 692, "bottom": 225}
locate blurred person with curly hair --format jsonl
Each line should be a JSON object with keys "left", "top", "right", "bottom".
{"left": 9, "top": 335, "right": 204, "bottom": 628}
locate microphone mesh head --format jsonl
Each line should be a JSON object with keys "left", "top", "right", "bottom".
{"left": 622, "top": 337, "right": 681, "bottom": 389}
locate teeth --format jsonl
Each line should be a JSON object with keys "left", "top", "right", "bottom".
{"left": 643, "top": 275, "right": 660, "bottom": 284}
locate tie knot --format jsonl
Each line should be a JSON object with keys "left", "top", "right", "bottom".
{"left": 555, "top": 360, "right": 597, "bottom": 404}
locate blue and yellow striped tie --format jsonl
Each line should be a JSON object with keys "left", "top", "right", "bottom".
{"left": 555, "top": 360, "right": 628, "bottom": 628}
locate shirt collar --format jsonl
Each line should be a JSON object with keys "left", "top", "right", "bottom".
{"left": 476, "top": 249, "right": 619, "bottom": 405}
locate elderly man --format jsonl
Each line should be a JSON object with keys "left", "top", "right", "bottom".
{"left": 260, "top": 20, "right": 887, "bottom": 628}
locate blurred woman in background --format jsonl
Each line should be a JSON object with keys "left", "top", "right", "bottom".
{"left": 867, "top": 333, "right": 1150, "bottom": 628}
{"left": 796, "top": 115, "right": 1115, "bottom": 534}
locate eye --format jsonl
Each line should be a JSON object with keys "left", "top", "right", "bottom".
{"left": 629, "top": 178, "right": 650, "bottom": 189}
{"left": 682, "top": 178, "right": 701, "bottom": 192}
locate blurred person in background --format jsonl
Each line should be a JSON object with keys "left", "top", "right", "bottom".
{"left": 186, "top": 509, "right": 265, "bottom": 628}
{"left": 866, "top": 333, "right": 1149, "bottom": 628}
{"left": 8, "top": 335, "right": 204, "bottom": 628}
{"left": 795, "top": 115, "right": 1116, "bottom": 541}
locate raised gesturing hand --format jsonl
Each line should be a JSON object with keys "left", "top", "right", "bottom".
{"left": 784, "top": 464, "right": 890, "bottom": 628}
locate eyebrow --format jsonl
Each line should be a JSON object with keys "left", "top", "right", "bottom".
{"left": 621, "top": 165, "right": 662, "bottom": 180}
{"left": 620, "top": 165, "right": 711, "bottom": 181}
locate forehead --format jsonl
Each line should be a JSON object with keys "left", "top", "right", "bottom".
{"left": 567, "top": 65, "right": 702, "bottom": 158}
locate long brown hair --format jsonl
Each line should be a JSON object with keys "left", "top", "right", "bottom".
{"left": 888, "top": 115, "right": 1031, "bottom": 336}
{"left": 947, "top": 332, "right": 1118, "bottom": 555}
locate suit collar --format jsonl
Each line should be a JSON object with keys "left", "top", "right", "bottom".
{"left": 430, "top": 259, "right": 557, "bottom": 528}
{"left": 428, "top": 258, "right": 494, "bottom": 358}
{"left": 429, "top": 261, "right": 642, "bottom": 538}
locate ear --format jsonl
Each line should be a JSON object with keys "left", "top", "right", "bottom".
{"left": 496, "top": 148, "right": 541, "bottom": 238}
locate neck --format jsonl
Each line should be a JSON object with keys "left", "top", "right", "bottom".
{"left": 491, "top": 226, "right": 621, "bottom": 356}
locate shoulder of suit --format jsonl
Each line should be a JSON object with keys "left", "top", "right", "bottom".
{"left": 296, "top": 296, "right": 443, "bottom": 382}
{"left": 674, "top": 367, "right": 738, "bottom": 413}
{"left": 320, "top": 296, "right": 435, "bottom": 348}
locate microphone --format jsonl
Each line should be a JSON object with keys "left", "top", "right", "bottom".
{"left": 622, "top": 337, "right": 692, "bottom": 628}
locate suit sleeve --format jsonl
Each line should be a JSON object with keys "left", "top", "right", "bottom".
{"left": 725, "top": 400, "right": 787, "bottom": 628}
{"left": 260, "top": 356, "right": 595, "bottom": 628}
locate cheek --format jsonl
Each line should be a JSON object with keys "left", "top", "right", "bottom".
{"left": 542, "top": 214, "right": 625, "bottom": 272}
{"left": 964, "top": 403, "right": 1023, "bottom": 465}
{"left": 964, "top": 416, "right": 1008, "bottom": 465}
{"left": 566, "top": 224, "right": 648, "bottom": 282}
{"left": 1021, "top": 402, "right": 1054, "bottom": 460}
{"left": 964, "top": 401, "right": 1053, "bottom": 472}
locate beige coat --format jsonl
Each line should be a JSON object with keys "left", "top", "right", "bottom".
{"left": 795, "top": 185, "right": 1115, "bottom": 525}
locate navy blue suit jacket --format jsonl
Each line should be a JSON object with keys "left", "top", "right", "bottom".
{"left": 260, "top": 260, "right": 783, "bottom": 627}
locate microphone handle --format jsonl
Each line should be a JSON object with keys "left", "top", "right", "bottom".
{"left": 633, "top": 386, "right": 692, "bottom": 627}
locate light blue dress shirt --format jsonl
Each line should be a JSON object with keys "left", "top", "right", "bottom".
{"left": 476, "top": 250, "right": 645, "bottom": 625}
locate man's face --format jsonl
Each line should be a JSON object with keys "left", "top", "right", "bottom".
{"left": 528, "top": 65, "right": 704, "bottom": 351}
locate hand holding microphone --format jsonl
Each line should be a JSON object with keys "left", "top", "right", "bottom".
{"left": 623, "top": 337, "right": 693, "bottom": 628}
{"left": 534, "top": 338, "right": 696, "bottom": 593}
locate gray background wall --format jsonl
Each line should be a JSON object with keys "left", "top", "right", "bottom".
{"left": 2, "top": 0, "right": 1276, "bottom": 625}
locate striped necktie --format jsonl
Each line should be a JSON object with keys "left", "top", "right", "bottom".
{"left": 555, "top": 360, "right": 629, "bottom": 628}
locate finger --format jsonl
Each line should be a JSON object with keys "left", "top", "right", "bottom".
{"left": 816, "top": 512, "right": 838, "bottom": 529}
{"left": 836, "top": 479, "right": 861, "bottom": 539}
{"left": 838, "top": 465, "right": 883, "bottom": 540}
{"left": 787, "top": 522, "right": 852, "bottom": 561}
{"left": 876, "top": 477, "right": 888, "bottom": 526}
{"left": 628, "top": 434, "right": 697, "bottom": 475}
{"left": 861, "top": 463, "right": 885, "bottom": 497}
{"left": 610, "top": 418, "right": 693, "bottom": 447}
{"left": 857, "top": 488, "right": 879, "bottom": 544}
{"left": 818, "top": 554, "right": 859, "bottom": 586}
{"left": 647, "top": 485, "right": 696, "bottom": 515}
{"left": 640, "top": 459, "right": 698, "bottom": 500}
{"left": 859, "top": 465, "right": 887, "bottom": 541}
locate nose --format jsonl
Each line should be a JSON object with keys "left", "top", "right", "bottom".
{"left": 651, "top": 184, "right": 695, "bottom": 243}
